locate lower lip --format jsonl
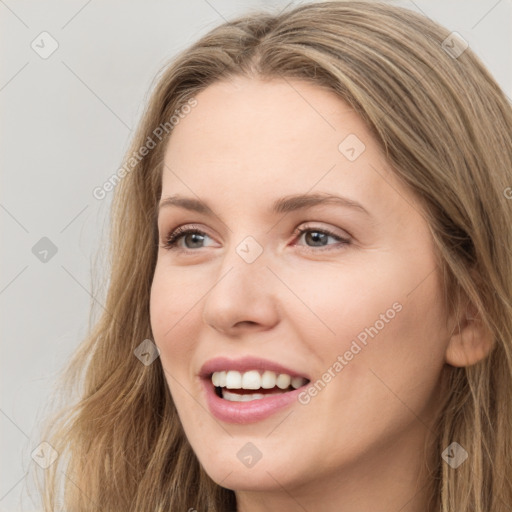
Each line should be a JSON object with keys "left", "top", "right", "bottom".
{"left": 201, "top": 378, "right": 305, "bottom": 424}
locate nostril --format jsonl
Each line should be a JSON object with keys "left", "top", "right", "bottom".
{"left": 235, "top": 321, "right": 258, "bottom": 328}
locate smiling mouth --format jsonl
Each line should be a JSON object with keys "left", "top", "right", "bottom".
{"left": 211, "top": 370, "right": 310, "bottom": 402}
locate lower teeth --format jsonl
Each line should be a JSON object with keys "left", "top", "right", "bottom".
{"left": 220, "top": 388, "right": 289, "bottom": 402}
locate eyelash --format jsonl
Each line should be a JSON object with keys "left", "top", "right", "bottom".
{"left": 159, "top": 224, "right": 351, "bottom": 253}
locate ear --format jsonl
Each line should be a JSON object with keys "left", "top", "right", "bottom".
{"left": 445, "top": 298, "right": 495, "bottom": 367}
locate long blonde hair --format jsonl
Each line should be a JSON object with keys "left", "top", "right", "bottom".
{"left": 34, "top": 1, "right": 512, "bottom": 510}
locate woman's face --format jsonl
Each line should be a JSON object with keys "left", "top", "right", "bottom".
{"left": 150, "top": 76, "right": 452, "bottom": 500}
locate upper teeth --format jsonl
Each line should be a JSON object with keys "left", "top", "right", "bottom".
{"left": 211, "top": 370, "right": 307, "bottom": 390}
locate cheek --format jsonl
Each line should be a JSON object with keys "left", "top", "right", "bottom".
{"left": 286, "top": 265, "right": 447, "bottom": 466}
{"left": 298, "top": 254, "right": 447, "bottom": 389}
{"left": 275, "top": 258, "right": 404, "bottom": 347}
{"left": 330, "top": 265, "right": 448, "bottom": 413}
{"left": 149, "top": 265, "right": 197, "bottom": 370}
{"left": 150, "top": 267, "right": 203, "bottom": 418}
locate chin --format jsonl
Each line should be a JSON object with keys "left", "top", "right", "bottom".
{"left": 196, "top": 448, "right": 306, "bottom": 493}
{"left": 208, "top": 468, "right": 287, "bottom": 492}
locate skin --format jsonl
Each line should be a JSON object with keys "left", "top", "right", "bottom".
{"left": 149, "top": 76, "right": 493, "bottom": 512}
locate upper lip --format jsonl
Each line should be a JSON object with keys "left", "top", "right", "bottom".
{"left": 199, "top": 356, "right": 311, "bottom": 381}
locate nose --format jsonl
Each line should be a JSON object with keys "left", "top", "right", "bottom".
{"left": 201, "top": 240, "right": 280, "bottom": 335}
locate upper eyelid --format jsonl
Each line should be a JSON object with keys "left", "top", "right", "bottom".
{"left": 156, "top": 205, "right": 358, "bottom": 234}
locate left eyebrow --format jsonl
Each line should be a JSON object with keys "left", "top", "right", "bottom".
{"left": 271, "top": 192, "right": 371, "bottom": 217}
{"left": 158, "top": 192, "right": 372, "bottom": 218}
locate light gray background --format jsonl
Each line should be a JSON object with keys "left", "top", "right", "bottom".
{"left": 1, "top": 1, "right": 511, "bottom": 510}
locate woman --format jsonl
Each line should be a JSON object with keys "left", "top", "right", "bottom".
{"left": 35, "top": 1, "right": 512, "bottom": 510}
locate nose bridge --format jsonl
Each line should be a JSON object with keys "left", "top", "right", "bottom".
{"left": 213, "top": 232, "right": 270, "bottom": 300}
{"left": 201, "top": 232, "right": 279, "bottom": 332}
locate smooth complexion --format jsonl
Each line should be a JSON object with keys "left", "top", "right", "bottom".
{"left": 150, "top": 76, "right": 488, "bottom": 512}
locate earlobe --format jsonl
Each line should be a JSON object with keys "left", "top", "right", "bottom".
{"left": 445, "top": 300, "right": 495, "bottom": 367}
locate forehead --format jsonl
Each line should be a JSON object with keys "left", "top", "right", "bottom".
{"left": 160, "top": 76, "right": 417, "bottom": 223}
{"left": 165, "top": 76, "right": 370, "bottom": 163}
